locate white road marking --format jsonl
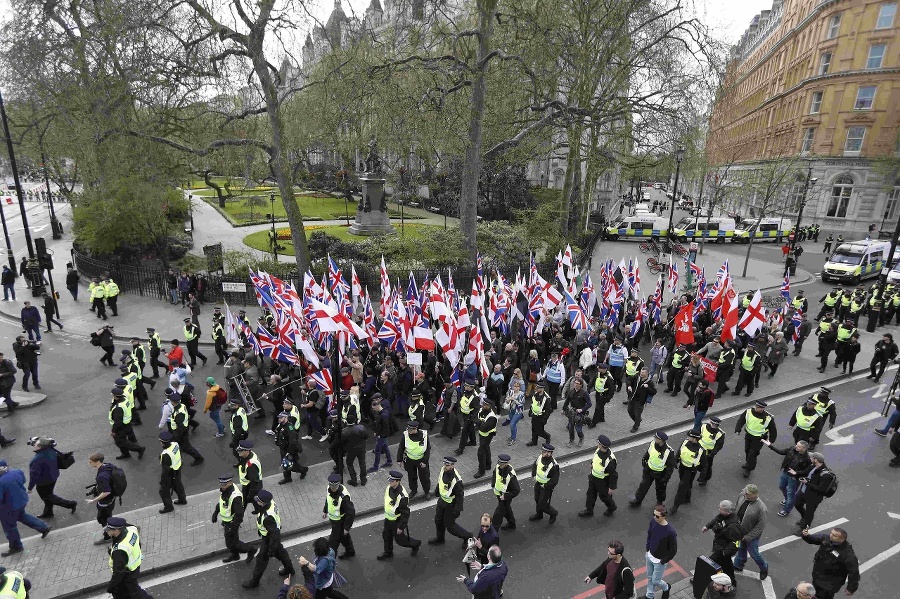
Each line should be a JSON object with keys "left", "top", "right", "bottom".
{"left": 757, "top": 518, "right": 849, "bottom": 552}
{"left": 735, "top": 570, "right": 776, "bottom": 599}
{"left": 888, "top": 512, "right": 900, "bottom": 520}
{"left": 823, "top": 412, "right": 882, "bottom": 445}
{"left": 858, "top": 383, "right": 891, "bottom": 399}
{"left": 859, "top": 541, "right": 900, "bottom": 574}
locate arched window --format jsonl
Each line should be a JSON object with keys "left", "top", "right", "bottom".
{"left": 827, "top": 175, "right": 853, "bottom": 217}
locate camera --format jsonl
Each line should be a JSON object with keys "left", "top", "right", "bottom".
{"left": 86, "top": 483, "right": 99, "bottom": 498}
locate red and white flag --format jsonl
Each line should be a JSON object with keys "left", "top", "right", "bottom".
{"left": 674, "top": 301, "right": 695, "bottom": 346}
{"left": 719, "top": 290, "right": 740, "bottom": 343}
{"left": 738, "top": 289, "right": 766, "bottom": 338}
{"left": 379, "top": 255, "right": 391, "bottom": 320}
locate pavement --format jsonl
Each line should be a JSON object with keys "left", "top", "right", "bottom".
{"left": 0, "top": 390, "right": 47, "bottom": 411}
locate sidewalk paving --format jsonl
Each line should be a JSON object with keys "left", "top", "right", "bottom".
{"left": 1, "top": 337, "right": 887, "bottom": 598}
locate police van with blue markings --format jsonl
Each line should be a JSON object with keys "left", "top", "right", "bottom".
{"left": 822, "top": 239, "right": 890, "bottom": 284}
{"left": 603, "top": 215, "right": 669, "bottom": 241}
{"left": 732, "top": 217, "right": 793, "bottom": 243}
{"left": 671, "top": 216, "right": 736, "bottom": 243}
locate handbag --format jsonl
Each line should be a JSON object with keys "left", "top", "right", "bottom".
{"left": 55, "top": 448, "right": 76, "bottom": 469}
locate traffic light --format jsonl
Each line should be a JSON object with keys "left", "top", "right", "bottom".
{"left": 35, "top": 237, "right": 53, "bottom": 270}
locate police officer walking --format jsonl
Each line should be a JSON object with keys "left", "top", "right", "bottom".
{"left": 732, "top": 343, "right": 761, "bottom": 397}
{"left": 670, "top": 429, "right": 706, "bottom": 515}
{"left": 474, "top": 397, "right": 498, "bottom": 478}
{"left": 525, "top": 380, "right": 551, "bottom": 446}
{"left": 578, "top": 435, "right": 617, "bottom": 518}
{"left": 323, "top": 473, "right": 356, "bottom": 558}
{"left": 183, "top": 318, "right": 207, "bottom": 368}
{"left": 0, "top": 566, "right": 31, "bottom": 598}
{"left": 628, "top": 431, "right": 675, "bottom": 508}
{"left": 377, "top": 470, "right": 422, "bottom": 560}
{"left": 242, "top": 490, "right": 294, "bottom": 589}
{"left": 590, "top": 363, "right": 615, "bottom": 426}
{"left": 212, "top": 474, "right": 256, "bottom": 564}
{"left": 454, "top": 379, "right": 478, "bottom": 455}
{"left": 397, "top": 420, "right": 431, "bottom": 500}
{"left": 789, "top": 398, "right": 823, "bottom": 447}
{"left": 103, "top": 517, "right": 151, "bottom": 598}
{"left": 275, "top": 411, "right": 309, "bottom": 485}
{"left": 529, "top": 443, "right": 560, "bottom": 525}
{"left": 146, "top": 327, "right": 167, "bottom": 378}
{"left": 697, "top": 417, "right": 726, "bottom": 486}
{"left": 735, "top": 400, "right": 777, "bottom": 478}
{"left": 491, "top": 454, "right": 520, "bottom": 530}
{"left": 212, "top": 317, "right": 228, "bottom": 365}
{"left": 109, "top": 389, "right": 145, "bottom": 460}
{"left": 237, "top": 440, "right": 262, "bottom": 510}
{"left": 229, "top": 397, "right": 249, "bottom": 466}
{"left": 89, "top": 278, "right": 107, "bottom": 320}
{"left": 157, "top": 431, "right": 187, "bottom": 514}
{"left": 165, "top": 394, "right": 204, "bottom": 466}
{"left": 429, "top": 456, "right": 470, "bottom": 545}
{"left": 715, "top": 341, "right": 736, "bottom": 396}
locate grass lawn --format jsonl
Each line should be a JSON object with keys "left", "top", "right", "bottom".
{"left": 244, "top": 224, "right": 437, "bottom": 255}
{"left": 198, "top": 191, "right": 359, "bottom": 222}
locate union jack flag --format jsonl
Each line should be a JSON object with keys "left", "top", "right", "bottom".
{"left": 565, "top": 289, "right": 588, "bottom": 330}
{"left": 629, "top": 260, "right": 641, "bottom": 297}
{"left": 791, "top": 309, "right": 803, "bottom": 344}
{"left": 781, "top": 273, "right": 791, "bottom": 302}
{"left": 652, "top": 277, "right": 663, "bottom": 324}
{"left": 249, "top": 269, "right": 275, "bottom": 312}
{"left": 667, "top": 261, "right": 679, "bottom": 294}
{"left": 629, "top": 303, "right": 644, "bottom": 338}
{"left": 525, "top": 283, "right": 543, "bottom": 338}
{"left": 308, "top": 368, "right": 334, "bottom": 409}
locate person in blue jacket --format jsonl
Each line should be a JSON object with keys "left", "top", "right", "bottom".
{"left": 457, "top": 544, "right": 508, "bottom": 599}
{"left": 0, "top": 459, "right": 51, "bottom": 556}
{"left": 28, "top": 437, "right": 77, "bottom": 518}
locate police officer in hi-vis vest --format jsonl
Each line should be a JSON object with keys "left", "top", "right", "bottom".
{"left": 103, "top": 517, "right": 150, "bottom": 598}
{"left": 377, "top": 470, "right": 422, "bottom": 560}
{"left": 455, "top": 379, "right": 479, "bottom": 455}
{"left": 109, "top": 388, "right": 145, "bottom": 460}
{"left": 578, "top": 435, "right": 618, "bottom": 518}
{"left": 182, "top": 318, "right": 207, "bottom": 368}
{"left": 526, "top": 380, "right": 552, "bottom": 446}
{"left": 229, "top": 396, "right": 249, "bottom": 465}
{"left": 590, "top": 363, "right": 615, "bottom": 427}
{"left": 789, "top": 398, "right": 824, "bottom": 448}
{"left": 698, "top": 417, "right": 726, "bottom": 486}
{"left": 735, "top": 400, "right": 778, "bottom": 478}
{"left": 491, "top": 453, "right": 520, "bottom": 530}
{"left": 474, "top": 397, "right": 499, "bottom": 478}
{"left": 628, "top": 430, "right": 675, "bottom": 507}
{"left": 670, "top": 429, "right": 707, "bottom": 515}
{"left": 0, "top": 566, "right": 30, "bottom": 599}
{"left": 242, "top": 490, "right": 294, "bottom": 589}
{"left": 323, "top": 473, "right": 356, "bottom": 558}
{"left": 157, "top": 431, "right": 187, "bottom": 514}
{"left": 212, "top": 474, "right": 256, "bottom": 564}
{"left": 529, "top": 443, "right": 560, "bottom": 524}
{"left": 428, "top": 456, "right": 470, "bottom": 545}
{"left": 397, "top": 420, "right": 431, "bottom": 499}
{"left": 236, "top": 439, "right": 262, "bottom": 510}
{"left": 146, "top": 327, "right": 168, "bottom": 378}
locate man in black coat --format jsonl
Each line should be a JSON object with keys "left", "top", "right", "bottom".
{"left": 490, "top": 454, "right": 519, "bottom": 530}
{"left": 867, "top": 333, "right": 899, "bottom": 382}
{"left": 274, "top": 411, "right": 308, "bottom": 484}
{"left": 702, "top": 499, "right": 743, "bottom": 587}
{"left": 801, "top": 527, "right": 860, "bottom": 599}
{"left": 583, "top": 540, "right": 634, "bottom": 599}
{"left": 794, "top": 452, "right": 835, "bottom": 530}
{"left": 626, "top": 367, "right": 656, "bottom": 433}
{"left": 343, "top": 422, "right": 369, "bottom": 487}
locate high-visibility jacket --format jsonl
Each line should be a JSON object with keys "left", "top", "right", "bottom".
{"left": 256, "top": 501, "right": 281, "bottom": 536}
{"left": 791, "top": 298, "right": 805, "bottom": 310}
{"left": 718, "top": 349, "right": 735, "bottom": 366}
{"left": 168, "top": 403, "right": 189, "bottom": 432}
{"left": 438, "top": 473, "right": 461, "bottom": 503}
{"left": 840, "top": 294, "right": 851, "bottom": 308}
{"left": 326, "top": 487, "right": 350, "bottom": 520}
{"left": 741, "top": 352, "right": 758, "bottom": 371}
{"left": 231, "top": 408, "right": 248, "bottom": 434}
{"left": 679, "top": 440, "right": 704, "bottom": 468}
{"left": 108, "top": 526, "right": 143, "bottom": 572}
{"left": 239, "top": 452, "right": 262, "bottom": 486}
{"left": 625, "top": 358, "right": 643, "bottom": 377}
{"left": 493, "top": 466, "right": 516, "bottom": 496}
{"left": 818, "top": 321, "right": 832, "bottom": 333}
{"left": 591, "top": 451, "right": 616, "bottom": 479}
{"left": 744, "top": 409, "right": 772, "bottom": 437}
{"left": 646, "top": 443, "right": 672, "bottom": 472}
{"left": 534, "top": 458, "right": 557, "bottom": 485}
{"left": 184, "top": 325, "right": 199, "bottom": 342}
{"left": 478, "top": 410, "right": 497, "bottom": 436}
{"left": 836, "top": 325, "right": 856, "bottom": 342}
{"left": 108, "top": 402, "right": 132, "bottom": 426}
{"left": 699, "top": 425, "right": 724, "bottom": 451}
{"left": 823, "top": 292, "right": 839, "bottom": 307}
{"left": 459, "top": 393, "right": 476, "bottom": 415}
{"left": 812, "top": 393, "right": 835, "bottom": 417}
{"left": 671, "top": 351, "right": 686, "bottom": 369}
{"left": 794, "top": 407, "right": 820, "bottom": 431}
{"left": 384, "top": 486, "right": 407, "bottom": 521}
{"left": 212, "top": 323, "right": 225, "bottom": 341}
{"left": 161, "top": 442, "right": 182, "bottom": 470}
{"left": 89, "top": 283, "right": 106, "bottom": 300}
{"left": 149, "top": 332, "right": 162, "bottom": 351}
{"left": 218, "top": 486, "right": 243, "bottom": 523}
{"left": 0, "top": 570, "right": 26, "bottom": 599}
{"left": 104, "top": 280, "right": 119, "bottom": 297}
{"left": 530, "top": 393, "right": 548, "bottom": 416}
{"left": 403, "top": 430, "right": 427, "bottom": 460}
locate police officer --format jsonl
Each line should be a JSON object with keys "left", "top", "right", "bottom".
{"left": 666, "top": 343, "right": 689, "bottom": 395}
{"left": 811, "top": 386, "right": 838, "bottom": 431}
{"left": 323, "top": 473, "right": 356, "bottom": 558}
{"left": 823, "top": 233, "right": 834, "bottom": 254}
{"left": 102, "top": 275, "right": 120, "bottom": 317}
{"left": 109, "top": 388, "right": 145, "bottom": 460}
{"left": 578, "top": 434, "right": 618, "bottom": 518}
{"left": 833, "top": 319, "right": 857, "bottom": 368}
{"left": 790, "top": 398, "right": 823, "bottom": 447}
{"left": 165, "top": 394, "right": 204, "bottom": 466}
{"left": 397, "top": 420, "right": 431, "bottom": 500}
{"left": 275, "top": 411, "right": 309, "bottom": 485}
{"left": 630, "top": 431, "right": 676, "bottom": 509}
{"left": 281, "top": 398, "right": 301, "bottom": 430}
{"left": 242, "top": 490, "right": 294, "bottom": 589}
{"left": 407, "top": 391, "right": 432, "bottom": 430}
{"left": 114, "top": 376, "right": 142, "bottom": 428}
{"left": 429, "top": 456, "right": 469, "bottom": 545}
{"left": 735, "top": 400, "right": 778, "bottom": 478}
{"left": 213, "top": 474, "right": 256, "bottom": 564}
{"left": 0, "top": 566, "right": 30, "bottom": 598}
{"left": 103, "top": 517, "right": 150, "bottom": 598}
{"left": 342, "top": 388, "right": 361, "bottom": 425}
{"left": 212, "top": 317, "right": 227, "bottom": 365}
{"left": 816, "top": 286, "right": 842, "bottom": 321}
{"left": 146, "top": 327, "right": 167, "bottom": 378}
{"left": 590, "top": 363, "right": 615, "bottom": 426}
{"left": 491, "top": 453, "right": 520, "bottom": 530}
{"left": 716, "top": 341, "right": 736, "bottom": 397}
{"left": 474, "top": 397, "right": 499, "bottom": 478}
{"left": 525, "top": 380, "right": 552, "bottom": 446}
{"left": 229, "top": 396, "right": 249, "bottom": 466}
{"left": 89, "top": 278, "right": 107, "bottom": 320}
{"left": 623, "top": 348, "right": 644, "bottom": 395}
{"left": 791, "top": 290, "right": 809, "bottom": 315}
{"left": 454, "top": 379, "right": 478, "bottom": 455}
{"left": 183, "top": 318, "right": 207, "bottom": 368}
{"left": 732, "top": 342, "right": 760, "bottom": 397}
{"left": 157, "top": 431, "right": 187, "bottom": 514}
{"left": 698, "top": 417, "right": 726, "bottom": 486}
{"left": 237, "top": 440, "right": 262, "bottom": 510}
{"left": 529, "top": 443, "right": 560, "bottom": 524}
{"left": 212, "top": 306, "right": 225, "bottom": 328}
{"left": 670, "top": 429, "right": 707, "bottom": 515}
{"left": 377, "top": 470, "right": 422, "bottom": 560}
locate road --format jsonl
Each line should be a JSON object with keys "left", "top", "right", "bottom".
{"left": 108, "top": 370, "right": 900, "bottom": 599}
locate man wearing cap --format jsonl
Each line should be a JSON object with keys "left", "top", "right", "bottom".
{"left": 237, "top": 440, "right": 262, "bottom": 510}
{"left": 698, "top": 417, "right": 726, "bottom": 487}
{"left": 212, "top": 312, "right": 228, "bottom": 365}
{"left": 202, "top": 377, "right": 226, "bottom": 438}
{"left": 89, "top": 278, "right": 108, "bottom": 319}
{"left": 397, "top": 420, "right": 431, "bottom": 499}
{"left": 626, "top": 367, "right": 656, "bottom": 434}
{"left": 833, "top": 319, "right": 857, "bottom": 369}
{"left": 529, "top": 443, "right": 560, "bottom": 524}
{"left": 165, "top": 393, "right": 204, "bottom": 466}
{"left": 731, "top": 343, "right": 760, "bottom": 397}
{"left": 491, "top": 454, "right": 520, "bottom": 530}
{"left": 157, "top": 431, "right": 187, "bottom": 514}
{"left": 109, "top": 389, "right": 145, "bottom": 461}
{"left": 474, "top": 397, "right": 499, "bottom": 477}
{"left": 789, "top": 398, "right": 824, "bottom": 447}
{"left": 323, "top": 473, "right": 356, "bottom": 558}
{"left": 623, "top": 348, "right": 645, "bottom": 393}
{"left": 579, "top": 435, "right": 618, "bottom": 518}
{"left": 811, "top": 387, "right": 838, "bottom": 433}
{"left": 455, "top": 379, "right": 479, "bottom": 455}
{"left": 715, "top": 340, "right": 736, "bottom": 397}
{"left": 104, "top": 517, "right": 151, "bottom": 598}
{"left": 703, "top": 573, "right": 736, "bottom": 598}
{"left": 590, "top": 363, "right": 615, "bottom": 428}
{"left": 0, "top": 459, "right": 51, "bottom": 556}
{"left": 815, "top": 319, "right": 838, "bottom": 373}
{"left": 407, "top": 391, "right": 432, "bottom": 431}
{"left": 732, "top": 485, "right": 769, "bottom": 581}
{"left": 378, "top": 470, "right": 422, "bottom": 560}
{"left": 0, "top": 566, "right": 31, "bottom": 599}
{"left": 243, "top": 490, "right": 294, "bottom": 588}
{"left": 28, "top": 437, "right": 77, "bottom": 518}
{"left": 670, "top": 429, "right": 707, "bottom": 515}
{"left": 429, "top": 456, "right": 469, "bottom": 545}
{"left": 735, "top": 401, "right": 777, "bottom": 478}
{"left": 213, "top": 474, "right": 256, "bottom": 563}
{"left": 816, "top": 286, "right": 842, "bottom": 321}
{"left": 182, "top": 318, "right": 207, "bottom": 368}
{"left": 629, "top": 431, "right": 675, "bottom": 508}
{"left": 145, "top": 327, "right": 167, "bottom": 378}
{"left": 115, "top": 372, "right": 142, "bottom": 429}
{"left": 526, "top": 380, "right": 552, "bottom": 447}
{"left": 868, "top": 333, "right": 899, "bottom": 383}
{"left": 275, "top": 411, "right": 309, "bottom": 485}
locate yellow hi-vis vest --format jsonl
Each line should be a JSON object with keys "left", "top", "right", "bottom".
{"left": 231, "top": 407, "right": 248, "bottom": 434}
{"left": 718, "top": 349, "right": 734, "bottom": 365}
{"left": 836, "top": 326, "right": 856, "bottom": 342}
{"left": 256, "top": 501, "right": 281, "bottom": 536}
{"left": 741, "top": 352, "right": 758, "bottom": 371}
{"left": 819, "top": 321, "right": 831, "bottom": 333}
{"left": 0, "top": 570, "right": 26, "bottom": 599}
{"left": 286, "top": 405, "right": 301, "bottom": 427}
{"left": 108, "top": 402, "right": 132, "bottom": 426}
{"left": 699, "top": 425, "right": 724, "bottom": 451}
{"left": 108, "top": 526, "right": 143, "bottom": 572}
{"left": 169, "top": 403, "right": 188, "bottom": 430}
{"left": 161, "top": 442, "right": 182, "bottom": 471}
{"left": 812, "top": 394, "right": 834, "bottom": 417}
{"left": 595, "top": 373, "right": 610, "bottom": 393}
{"left": 792, "top": 297, "right": 805, "bottom": 310}
{"left": 823, "top": 292, "right": 839, "bottom": 307}
{"left": 104, "top": 280, "right": 119, "bottom": 296}
{"left": 531, "top": 393, "right": 548, "bottom": 416}
{"left": 591, "top": 450, "right": 616, "bottom": 479}
{"left": 459, "top": 392, "right": 476, "bottom": 414}
{"left": 184, "top": 325, "right": 198, "bottom": 342}
{"left": 647, "top": 443, "right": 671, "bottom": 472}
{"left": 439, "top": 473, "right": 461, "bottom": 503}
{"left": 218, "top": 486, "right": 243, "bottom": 523}
{"left": 149, "top": 332, "right": 162, "bottom": 350}
{"left": 384, "top": 486, "right": 407, "bottom": 521}
{"left": 327, "top": 487, "right": 350, "bottom": 520}
{"left": 744, "top": 409, "right": 772, "bottom": 437}
{"left": 679, "top": 440, "right": 704, "bottom": 468}
{"left": 212, "top": 323, "right": 224, "bottom": 341}
{"left": 794, "top": 407, "right": 820, "bottom": 431}
{"left": 403, "top": 430, "right": 427, "bottom": 460}
{"left": 625, "top": 358, "right": 642, "bottom": 377}
{"left": 90, "top": 283, "right": 106, "bottom": 300}
{"left": 493, "top": 466, "right": 516, "bottom": 496}
{"left": 239, "top": 452, "right": 262, "bottom": 486}
{"left": 478, "top": 410, "right": 498, "bottom": 436}
{"left": 534, "top": 458, "right": 557, "bottom": 485}
{"left": 122, "top": 371, "right": 138, "bottom": 393}
{"left": 671, "top": 351, "right": 685, "bottom": 369}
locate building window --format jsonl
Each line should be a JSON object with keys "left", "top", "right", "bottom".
{"left": 867, "top": 44, "right": 886, "bottom": 69}
{"left": 818, "top": 52, "right": 832, "bottom": 75}
{"left": 827, "top": 13, "right": 841, "bottom": 38}
{"left": 876, "top": 2, "right": 897, "bottom": 29}
{"left": 855, "top": 86, "right": 877, "bottom": 110}
{"left": 844, "top": 126, "right": 866, "bottom": 155}
{"left": 810, "top": 91, "right": 823, "bottom": 113}
{"left": 801, "top": 128, "right": 815, "bottom": 152}
{"left": 827, "top": 176, "right": 854, "bottom": 218}
{"left": 885, "top": 186, "right": 900, "bottom": 223}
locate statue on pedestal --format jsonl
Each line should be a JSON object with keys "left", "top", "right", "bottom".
{"left": 364, "top": 137, "right": 382, "bottom": 175}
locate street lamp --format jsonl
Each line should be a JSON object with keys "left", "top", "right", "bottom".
{"left": 269, "top": 192, "right": 277, "bottom": 261}
{"left": 788, "top": 166, "right": 816, "bottom": 274}
{"left": 666, "top": 146, "right": 686, "bottom": 251}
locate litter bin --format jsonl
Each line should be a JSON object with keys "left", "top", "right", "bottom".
{"left": 692, "top": 555, "right": 723, "bottom": 598}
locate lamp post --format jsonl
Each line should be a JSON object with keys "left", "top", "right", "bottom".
{"left": 39, "top": 150, "right": 61, "bottom": 240}
{"left": 269, "top": 192, "right": 277, "bottom": 261}
{"left": 667, "top": 146, "right": 686, "bottom": 257}
{"left": 868, "top": 185, "right": 900, "bottom": 333}
{"left": 789, "top": 166, "right": 816, "bottom": 269}
{"left": 0, "top": 88, "right": 34, "bottom": 264}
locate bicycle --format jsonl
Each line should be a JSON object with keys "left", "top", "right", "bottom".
{"left": 639, "top": 239, "right": 662, "bottom": 255}
{"left": 646, "top": 257, "right": 667, "bottom": 275}
{"left": 670, "top": 241, "right": 688, "bottom": 257}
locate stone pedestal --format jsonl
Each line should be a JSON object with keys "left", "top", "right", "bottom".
{"left": 348, "top": 174, "right": 396, "bottom": 236}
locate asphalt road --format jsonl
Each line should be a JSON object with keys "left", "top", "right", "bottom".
{"left": 115, "top": 371, "right": 900, "bottom": 599}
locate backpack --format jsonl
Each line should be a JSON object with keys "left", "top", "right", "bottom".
{"left": 214, "top": 387, "right": 228, "bottom": 406}
{"left": 55, "top": 449, "right": 75, "bottom": 470}
{"left": 823, "top": 470, "right": 838, "bottom": 498}
{"left": 109, "top": 465, "right": 128, "bottom": 504}
{"left": 90, "top": 333, "right": 101, "bottom": 347}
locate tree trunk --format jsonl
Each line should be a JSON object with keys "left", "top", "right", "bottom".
{"left": 458, "top": 0, "right": 497, "bottom": 260}
{"left": 560, "top": 126, "right": 583, "bottom": 237}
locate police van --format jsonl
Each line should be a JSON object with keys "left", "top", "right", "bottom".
{"left": 671, "top": 216, "right": 736, "bottom": 243}
{"left": 822, "top": 239, "right": 890, "bottom": 284}
{"left": 604, "top": 215, "right": 669, "bottom": 241}
{"left": 732, "top": 217, "right": 793, "bottom": 243}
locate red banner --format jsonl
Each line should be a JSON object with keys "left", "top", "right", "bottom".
{"left": 674, "top": 302, "right": 695, "bottom": 346}
{"left": 700, "top": 357, "right": 718, "bottom": 383}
